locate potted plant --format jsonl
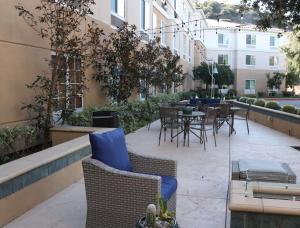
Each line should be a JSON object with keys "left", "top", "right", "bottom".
{"left": 136, "top": 197, "right": 179, "bottom": 228}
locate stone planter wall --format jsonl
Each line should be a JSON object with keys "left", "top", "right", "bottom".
{"left": 234, "top": 101, "right": 300, "bottom": 139}
{"left": 0, "top": 127, "right": 111, "bottom": 226}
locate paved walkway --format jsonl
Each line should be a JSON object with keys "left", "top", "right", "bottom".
{"left": 4, "top": 120, "right": 300, "bottom": 228}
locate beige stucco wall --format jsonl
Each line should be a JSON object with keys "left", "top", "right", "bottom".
{"left": 0, "top": 0, "right": 113, "bottom": 126}
{"left": 0, "top": 0, "right": 51, "bottom": 126}
{"left": 235, "top": 69, "right": 286, "bottom": 95}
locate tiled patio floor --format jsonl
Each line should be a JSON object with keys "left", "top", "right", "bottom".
{"left": 4, "top": 120, "right": 300, "bottom": 228}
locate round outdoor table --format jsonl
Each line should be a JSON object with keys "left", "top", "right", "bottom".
{"left": 177, "top": 111, "right": 205, "bottom": 146}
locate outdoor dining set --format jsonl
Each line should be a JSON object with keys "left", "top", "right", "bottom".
{"left": 157, "top": 98, "right": 251, "bottom": 149}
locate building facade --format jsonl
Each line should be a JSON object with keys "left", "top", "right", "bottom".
{"left": 0, "top": 0, "right": 207, "bottom": 126}
{"left": 203, "top": 19, "right": 288, "bottom": 95}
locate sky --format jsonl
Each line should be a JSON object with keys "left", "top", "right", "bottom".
{"left": 196, "top": 0, "right": 241, "bottom": 5}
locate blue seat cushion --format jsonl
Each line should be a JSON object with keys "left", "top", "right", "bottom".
{"left": 89, "top": 128, "right": 133, "bottom": 172}
{"left": 161, "top": 176, "right": 177, "bottom": 200}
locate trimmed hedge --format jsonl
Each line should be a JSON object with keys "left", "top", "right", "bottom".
{"left": 239, "top": 97, "right": 248, "bottom": 103}
{"left": 67, "top": 93, "right": 180, "bottom": 134}
{"left": 265, "top": 101, "right": 281, "bottom": 110}
{"left": 254, "top": 99, "right": 266, "bottom": 107}
{"left": 282, "top": 105, "right": 297, "bottom": 114}
{"left": 247, "top": 98, "right": 256, "bottom": 104}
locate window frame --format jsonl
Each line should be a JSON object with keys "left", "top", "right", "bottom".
{"left": 269, "top": 56, "right": 279, "bottom": 66}
{"left": 111, "top": 0, "right": 126, "bottom": 19}
{"left": 183, "top": 33, "right": 187, "bottom": 59}
{"left": 51, "top": 54, "right": 84, "bottom": 115}
{"left": 246, "top": 34, "right": 256, "bottom": 46}
{"left": 218, "top": 33, "right": 229, "bottom": 46}
{"left": 246, "top": 55, "right": 256, "bottom": 66}
{"left": 244, "top": 79, "right": 256, "bottom": 95}
{"left": 161, "top": 20, "right": 166, "bottom": 45}
{"left": 218, "top": 54, "right": 229, "bottom": 65}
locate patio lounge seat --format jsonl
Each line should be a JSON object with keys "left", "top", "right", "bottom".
{"left": 232, "top": 159, "right": 296, "bottom": 183}
{"left": 82, "top": 128, "right": 177, "bottom": 228}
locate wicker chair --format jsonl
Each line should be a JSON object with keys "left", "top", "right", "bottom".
{"left": 82, "top": 150, "right": 177, "bottom": 228}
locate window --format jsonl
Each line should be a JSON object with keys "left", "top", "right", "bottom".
{"left": 111, "top": 0, "right": 125, "bottom": 18}
{"left": 246, "top": 34, "right": 256, "bottom": 46}
{"left": 245, "top": 80, "right": 256, "bottom": 90}
{"left": 218, "top": 54, "right": 228, "bottom": 65}
{"left": 270, "top": 36, "right": 277, "bottom": 47}
{"left": 269, "top": 56, "right": 279, "bottom": 66}
{"left": 173, "top": 28, "right": 177, "bottom": 50}
{"left": 188, "top": 39, "right": 192, "bottom": 61}
{"left": 141, "top": 0, "right": 150, "bottom": 30}
{"left": 218, "top": 34, "right": 229, "bottom": 46}
{"left": 183, "top": 34, "right": 187, "bottom": 58}
{"left": 52, "top": 55, "right": 83, "bottom": 112}
{"left": 152, "top": 13, "right": 157, "bottom": 39}
{"left": 161, "top": 21, "right": 166, "bottom": 45}
{"left": 246, "top": 55, "right": 256, "bottom": 65}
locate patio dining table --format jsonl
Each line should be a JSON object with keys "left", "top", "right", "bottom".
{"left": 172, "top": 111, "right": 205, "bottom": 146}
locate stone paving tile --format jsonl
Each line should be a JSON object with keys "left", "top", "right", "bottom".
{"left": 4, "top": 119, "right": 300, "bottom": 228}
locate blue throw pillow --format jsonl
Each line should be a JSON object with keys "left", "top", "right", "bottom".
{"left": 89, "top": 128, "right": 133, "bottom": 172}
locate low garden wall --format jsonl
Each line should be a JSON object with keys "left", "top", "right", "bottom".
{"left": 234, "top": 101, "right": 300, "bottom": 139}
{"left": 0, "top": 127, "right": 110, "bottom": 226}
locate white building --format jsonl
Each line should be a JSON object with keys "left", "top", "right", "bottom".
{"left": 203, "top": 19, "right": 288, "bottom": 95}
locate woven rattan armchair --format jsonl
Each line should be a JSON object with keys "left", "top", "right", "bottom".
{"left": 82, "top": 150, "right": 177, "bottom": 228}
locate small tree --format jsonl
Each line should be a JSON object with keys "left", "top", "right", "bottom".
{"left": 285, "top": 71, "right": 300, "bottom": 91}
{"left": 266, "top": 72, "right": 284, "bottom": 90}
{"left": 160, "top": 46, "right": 184, "bottom": 93}
{"left": 193, "top": 62, "right": 234, "bottom": 89}
{"left": 215, "top": 64, "right": 234, "bottom": 87}
{"left": 16, "top": 0, "right": 103, "bottom": 142}
{"left": 137, "top": 37, "right": 163, "bottom": 99}
{"left": 93, "top": 23, "right": 140, "bottom": 103}
{"left": 193, "top": 62, "right": 211, "bottom": 90}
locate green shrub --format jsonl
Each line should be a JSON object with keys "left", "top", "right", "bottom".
{"left": 0, "top": 126, "right": 37, "bottom": 149}
{"left": 177, "top": 91, "right": 197, "bottom": 100}
{"left": 257, "top": 92, "right": 265, "bottom": 98}
{"left": 67, "top": 93, "right": 180, "bottom": 134}
{"left": 282, "top": 105, "right": 297, "bottom": 114}
{"left": 239, "top": 97, "right": 248, "bottom": 103}
{"left": 265, "top": 101, "right": 281, "bottom": 110}
{"left": 254, "top": 99, "right": 266, "bottom": 107}
{"left": 247, "top": 98, "right": 256, "bottom": 104}
{"left": 282, "top": 91, "right": 294, "bottom": 97}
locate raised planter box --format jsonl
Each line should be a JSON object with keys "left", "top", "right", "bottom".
{"left": 0, "top": 127, "right": 112, "bottom": 226}
{"left": 233, "top": 101, "right": 300, "bottom": 139}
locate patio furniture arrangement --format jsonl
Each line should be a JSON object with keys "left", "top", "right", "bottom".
{"left": 233, "top": 103, "right": 251, "bottom": 134}
{"left": 176, "top": 110, "right": 206, "bottom": 147}
{"left": 83, "top": 128, "right": 177, "bottom": 228}
{"left": 215, "top": 103, "right": 235, "bottom": 135}
{"left": 158, "top": 106, "right": 182, "bottom": 147}
{"left": 190, "top": 108, "right": 218, "bottom": 150}
{"left": 232, "top": 159, "right": 296, "bottom": 183}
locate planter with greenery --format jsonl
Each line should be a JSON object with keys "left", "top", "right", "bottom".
{"left": 265, "top": 101, "right": 282, "bottom": 110}
{"left": 254, "top": 99, "right": 266, "bottom": 107}
{"left": 136, "top": 197, "right": 178, "bottom": 228}
{"left": 282, "top": 105, "right": 297, "bottom": 114}
{"left": 67, "top": 93, "right": 180, "bottom": 134}
{"left": 0, "top": 126, "right": 40, "bottom": 165}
